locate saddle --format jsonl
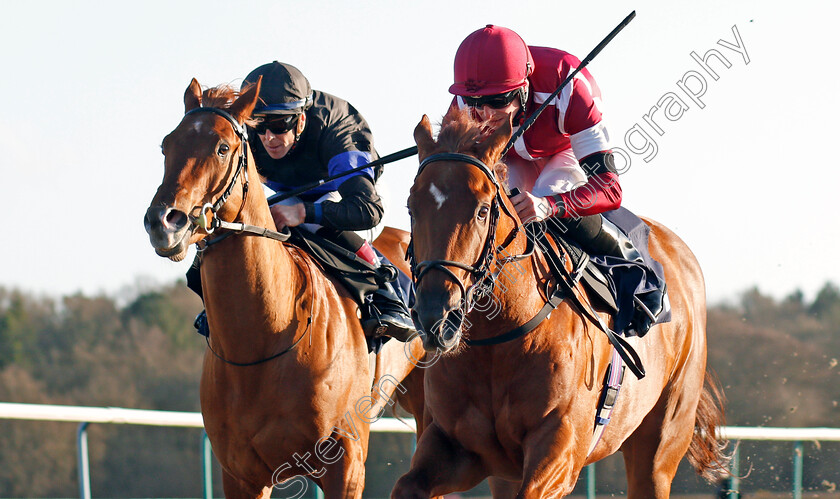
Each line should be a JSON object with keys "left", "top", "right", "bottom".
{"left": 285, "top": 227, "right": 413, "bottom": 352}
{"left": 536, "top": 207, "right": 670, "bottom": 338}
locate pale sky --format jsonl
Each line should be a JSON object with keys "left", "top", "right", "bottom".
{"left": 1, "top": 0, "right": 837, "bottom": 304}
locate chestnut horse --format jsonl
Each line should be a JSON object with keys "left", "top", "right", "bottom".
{"left": 144, "top": 79, "right": 426, "bottom": 498}
{"left": 392, "top": 111, "right": 727, "bottom": 498}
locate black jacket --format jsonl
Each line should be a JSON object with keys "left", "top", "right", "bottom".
{"left": 250, "top": 90, "right": 384, "bottom": 231}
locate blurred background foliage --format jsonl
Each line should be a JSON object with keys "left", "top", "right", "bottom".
{"left": 1, "top": 281, "right": 839, "bottom": 497}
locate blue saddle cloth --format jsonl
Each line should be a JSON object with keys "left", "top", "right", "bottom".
{"left": 590, "top": 207, "right": 671, "bottom": 337}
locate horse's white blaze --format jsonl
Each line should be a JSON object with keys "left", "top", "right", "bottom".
{"left": 429, "top": 183, "right": 447, "bottom": 210}
{"left": 193, "top": 121, "right": 204, "bottom": 133}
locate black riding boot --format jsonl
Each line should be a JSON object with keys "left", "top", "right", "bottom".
{"left": 185, "top": 258, "right": 211, "bottom": 337}
{"left": 571, "top": 215, "right": 668, "bottom": 335}
{"left": 363, "top": 280, "right": 417, "bottom": 342}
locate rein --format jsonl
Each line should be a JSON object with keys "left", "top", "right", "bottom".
{"left": 180, "top": 106, "right": 303, "bottom": 367}
{"left": 408, "top": 153, "right": 523, "bottom": 312}
{"left": 183, "top": 107, "right": 290, "bottom": 252}
{"left": 204, "top": 257, "right": 316, "bottom": 367}
{"left": 409, "top": 150, "right": 646, "bottom": 379}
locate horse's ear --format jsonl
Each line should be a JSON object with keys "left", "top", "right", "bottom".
{"left": 229, "top": 76, "right": 262, "bottom": 123}
{"left": 184, "top": 78, "right": 202, "bottom": 113}
{"left": 413, "top": 115, "right": 435, "bottom": 160}
{"left": 479, "top": 118, "right": 512, "bottom": 166}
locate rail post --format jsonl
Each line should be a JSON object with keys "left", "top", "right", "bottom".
{"left": 586, "top": 463, "right": 595, "bottom": 499}
{"left": 793, "top": 440, "right": 803, "bottom": 499}
{"left": 202, "top": 431, "right": 213, "bottom": 499}
{"left": 77, "top": 422, "right": 91, "bottom": 499}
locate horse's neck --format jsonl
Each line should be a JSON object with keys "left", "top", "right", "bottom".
{"left": 471, "top": 225, "right": 544, "bottom": 332}
{"left": 200, "top": 187, "right": 307, "bottom": 351}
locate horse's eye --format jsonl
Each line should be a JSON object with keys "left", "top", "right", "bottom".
{"left": 217, "top": 143, "right": 230, "bottom": 156}
{"left": 477, "top": 206, "right": 490, "bottom": 222}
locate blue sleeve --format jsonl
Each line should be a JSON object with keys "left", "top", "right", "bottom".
{"left": 325, "top": 150, "right": 375, "bottom": 189}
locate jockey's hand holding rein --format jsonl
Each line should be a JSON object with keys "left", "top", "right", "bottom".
{"left": 270, "top": 203, "right": 306, "bottom": 229}
{"left": 512, "top": 191, "right": 553, "bottom": 223}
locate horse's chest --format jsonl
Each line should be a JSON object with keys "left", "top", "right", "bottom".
{"left": 428, "top": 357, "right": 578, "bottom": 460}
{"left": 201, "top": 362, "right": 369, "bottom": 472}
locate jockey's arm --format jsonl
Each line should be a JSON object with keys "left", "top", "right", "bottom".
{"left": 545, "top": 150, "right": 622, "bottom": 219}
{"left": 543, "top": 63, "right": 621, "bottom": 219}
{"left": 511, "top": 151, "right": 621, "bottom": 223}
{"left": 302, "top": 173, "right": 384, "bottom": 231}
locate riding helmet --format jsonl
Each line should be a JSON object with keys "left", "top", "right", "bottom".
{"left": 243, "top": 61, "right": 313, "bottom": 115}
{"left": 449, "top": 25, "right": 534, "bottom": 96}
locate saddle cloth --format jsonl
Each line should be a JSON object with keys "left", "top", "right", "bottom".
{"left": 562, "top": 207, "right": 671, "bottom": 337}
{"left": 287, "top": 227, "right": 414, "bottom": 353}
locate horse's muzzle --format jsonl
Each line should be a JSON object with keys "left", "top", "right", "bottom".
{"left": 144, "top": 205, "right": 191, "bottom": 258}
{"left": 412, "top": 301, "right": 464, "bottom": 354}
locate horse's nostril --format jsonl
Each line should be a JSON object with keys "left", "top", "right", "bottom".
{"left": 164, "top": 208, "right": 188, "bottom": 230}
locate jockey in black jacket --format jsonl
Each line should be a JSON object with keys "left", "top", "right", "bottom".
{"left": 192, "top": 61, "right": 415, "bottom": 342}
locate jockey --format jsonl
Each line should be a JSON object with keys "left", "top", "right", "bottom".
{"left": 193, "top": 61, "right": 415, "bottom": 342}
{"left": 449, "top": 25, "right": 665, "bottom": 334}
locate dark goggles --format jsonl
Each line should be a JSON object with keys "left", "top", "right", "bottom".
{"left": 253, "top": 114, "right": 300, "bottom": 135}
{"left": 461, "top": 90, "right": 520, "bottom": 109}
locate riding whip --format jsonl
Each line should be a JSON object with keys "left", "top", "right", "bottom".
{"left": 501, "top": 10, "right": 637, "bottom": 157}
{"left": 266, "top": 146, "right": 418, "bottom": 204}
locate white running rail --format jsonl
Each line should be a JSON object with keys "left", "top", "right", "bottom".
{"left": 3, "top": 402, "right": 839, "bottom": 499}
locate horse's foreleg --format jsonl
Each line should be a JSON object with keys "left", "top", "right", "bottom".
{"left": 516, "top": 423, "right": 586, "bottom": 498}
{"left": 316, "top": 435, "right": 368, "bottom": 499}
{"left": 220, "top": 469, "right": 271, "bottom": 499}
{"left": 489, "top": 477, "right": 522, "bottom": 499}
{"left": 391, "top": 423, "right": 488, "bottom": 499}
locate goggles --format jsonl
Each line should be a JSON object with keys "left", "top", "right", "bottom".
{"left": 460, "top": 90, "right": 520, "bottom": 109}
{"left": 253, "top": 114, "right": 300, "bottom": 135}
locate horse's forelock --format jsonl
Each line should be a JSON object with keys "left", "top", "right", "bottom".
{"left": 436, "top": 108, "right": 483, "bottom": 155}
{"left": 196, "top": 84, "right": 257, "bottom": 127}
{"left": 435, "top": 108, "right": 509, "bottom": 187}
{"left": 201, "top": 84, "right": 238, "bottom": 109}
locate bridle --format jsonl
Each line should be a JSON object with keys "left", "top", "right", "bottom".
{"left": 407, "top": 152, "right": 526, "bottom": 312}
{"left": 408, "top": 151, "right": 646, "bottom": 378}
{"left": 177, "top": 106, "right": 303, "bottom": 366}
{"left": 184, "top": 107, "right": 249, "bottom": 236}
{"left": 180, "top": 106, "right": 290, "bottom": 252}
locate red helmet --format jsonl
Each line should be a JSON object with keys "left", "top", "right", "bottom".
{"left": 450, "top": 25, "right": 534, "bottom": 96}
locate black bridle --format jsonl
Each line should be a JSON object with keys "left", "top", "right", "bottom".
{"left": 176, "top": 106, "right": 302, "bottom": 366}
{"left": 408, "top": 152, "right": 645, "bottom": 377}
{"left": 181, "top": 107, "right": 290, "bottom": 251}
{"left": 184, "top": 107, "right": 249, "bottom": 235}
{"left": 407, "top": 153, "right": 523, "bottom": 312}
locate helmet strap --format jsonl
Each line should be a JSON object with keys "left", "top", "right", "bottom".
{"left": 513, "top": 86, "right": 529, "bottom": 126}
{"left": 289, "top": 113, "right": 305, "bottom": 154}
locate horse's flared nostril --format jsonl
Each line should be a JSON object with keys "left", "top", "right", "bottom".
{"left": 144, "top": 205, "right": 188, "bottom": 235}
{"left": 164, "top": 208, "right": 188, "bottom": 231}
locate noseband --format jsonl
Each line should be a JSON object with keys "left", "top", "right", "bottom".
{"left": 183, "top": 107, "right": 250, "bottom": 237}
{"left": 181, "top": 107, "right": 290, "bottom": 251}
{"left": 408, "top": 153, "right": 521, "bottom": 311}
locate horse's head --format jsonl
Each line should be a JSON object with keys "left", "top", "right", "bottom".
{"left": 408, "top": 109, "right": 514, "bottom": 354}
{"left": 144, "top": 78, "right": 261, "bottom": 261}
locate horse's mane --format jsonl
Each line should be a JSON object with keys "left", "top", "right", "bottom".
{"left": 436, "top": 108, "right": 485, "bottom": 154}
{"left": 436, "top": 108, "right": 508, "bottom": 183}
{"left": 200, "top": 83, "right": 257, "bottom": 126}
{"left": 201, "top": 84, "right": 238, "bottom": 109}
